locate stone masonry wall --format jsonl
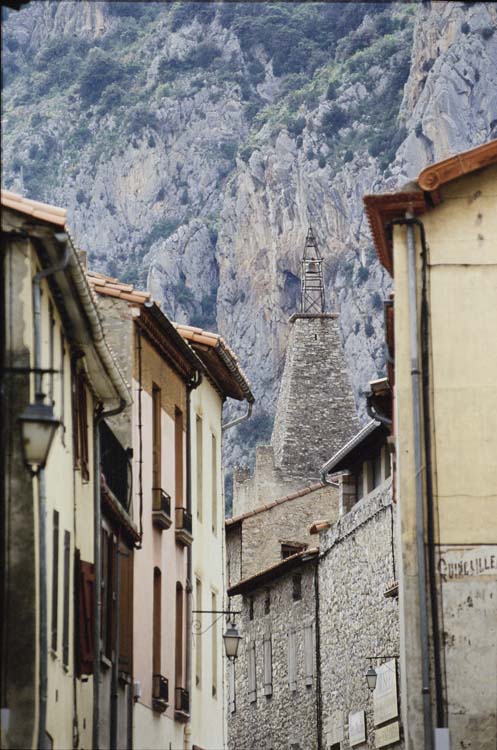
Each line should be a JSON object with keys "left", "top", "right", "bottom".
{"left": 271, "top": 315, "right": 360, "bottom": 481}
{"left": 228, "top": 483, "right": 339, "bottom": 582}
{"left": 318, "top": 479, "right": 403, "bottom": 750}
{"left": 233, "top": 444, "right": 311, "bottom": 518}
{"left": 228, "top": 563, "right": 318, "bottom": 750}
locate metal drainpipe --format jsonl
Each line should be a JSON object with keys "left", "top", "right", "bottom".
{"left": 221, "top": 401, "right": 253, "bottom": 432}
{"left": 32, "top": 238, "right": 70, "bottom": 750}
{"left": 93, "top": 399, "right": 127, "bottom": 750}
{"left": 185, "top": 372, "right": 202, "bottom": 749}
{"left": 398, "top": 213, "right": 434, "bottom": 749}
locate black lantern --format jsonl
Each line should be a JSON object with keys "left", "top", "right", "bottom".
{"left": 365, "top": 665, "right": 377, "bottom": 692}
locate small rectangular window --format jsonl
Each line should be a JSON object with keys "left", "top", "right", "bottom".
{"left": 211, "top": 591, "right": 218, "bottom": 698}
{"left": 62, "top": 530, "right": 71, "bottom": 668}
{"left": 152, "top": 384, "right": 161, "bottom": 490}
{"left": 264, "top": 589, "right": 270, "bottom": 615}
{"left": 153, "top": 568, "right": 161, "bottom": 676}
{"left": 51, "top": 510, "right": 59, "bottom": 652}
{"left": 49, "top": 302, "right": 55, "bottom": 405}
{"left": 211, "top": 433, "right": 217, "bottom": 535}
{"left": 356, "top": 465, "right": 364, "bottom": 501}
{"left": 249, "top": 596, "right": 254, "bottom": 620}
{"left": 195, "top": 578, "right": 202, "bottom": 688}
{"left": 248, "top": 640, "right": 256, "bottom": 703}
{"left": 263, "top": 634, "right": 272, "bottom": 696}
{"left": 288, "top": 629, "right": 297, "bottom": 691}
{"left": 292, "top": 574, "right": 302, "bottom": 602}
{"left": 372, "top": 451, "right": 382, "bottom": 488}
{"left": 304, "top": 623, "right": 314, "bottom": 686}
{"left": 384, "top": 445, "right": 392, "bottom": 479}
{"left": 196, "top": 415, "right": 203, "bottom": 521}
{"left": 228, "top": 660, "right": 236, "bottom": 713}
{"left": 175, "top": 407, "right": 184, "bottom": 507}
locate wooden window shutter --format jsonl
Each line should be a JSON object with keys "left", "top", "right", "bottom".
{"left": 228, "top": 660, "right": 236, "bottom": 714}
{"left": 118, "top": 544, "right": 133, "bottom": 674}
{"left": 288, "top": 628, "right": 297, "bottom": 691}
{"left": 51, "top": 510, "right": 59, "bottom": 652}
{"left": 71, "top": 362, "right": 80, "bottom": 464}
{"left": 263, "top": 634, "right": 273, "bottom": 696}
{"left": 62, "top": 530, "right": 71, "bottom": 668}
{"left": 304, "top": 623, "right": 314, "bottom": 686}
{"left": 175, "top": 408, "right": 184, "bottom": 507}
{"left": 152, "top": 385, "right": 161, "bottom": 489}
{"left": 75, "top": 549, "right": 95, "bottom": 677}
{"left": 248, "top": 640, "right": 256, "bottom": 703}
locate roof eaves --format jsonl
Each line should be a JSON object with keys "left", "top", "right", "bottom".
{"left": 227, "top": 548, "right": 319, "bottom": 596}
{"left": 321, "top": 420, "right": 382, "bottom": 476}
{"left": 225, "top": 482, "right": 325, "bottom": 527}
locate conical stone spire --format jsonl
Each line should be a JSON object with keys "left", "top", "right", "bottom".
{"left": 271, "top": 231, "right": 360, "bottom": 480}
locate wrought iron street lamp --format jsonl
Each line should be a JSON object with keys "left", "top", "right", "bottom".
{"left": 19, "top": 396, "right": 59, "bottom": 473}
{"left": 192, "top": 609, "right": 242, "bottom": 661}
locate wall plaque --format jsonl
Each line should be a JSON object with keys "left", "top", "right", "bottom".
{"left": 324, "top": 712, "right": 344, "bottom": 746}
{"left": 373, "top": 659, "right": 398, "bottom": 727}
{"left": 375, "top": 720, "right": 400, "bottom": 747}
{"left": 348, "top": 710, "right": 366, "bottom": 746}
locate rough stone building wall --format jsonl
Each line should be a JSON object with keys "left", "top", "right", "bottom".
{"left": 318, "top": 479, "right": 403, "bottom": 750}
{"left": 271, "top": 314, "right": 360, "bottom": 480}
{"left": 227, "top": 483, "right": 339, "bottom": 583}
{"left": 233, "top": 445, "right": 308, "bottom": 518}
{"left": 228, "top": 563, "right": 318, "bottom": 750}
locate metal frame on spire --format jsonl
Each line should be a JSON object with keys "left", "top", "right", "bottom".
{"left": 300, "top": 227, "right": 325, "bottom": 314}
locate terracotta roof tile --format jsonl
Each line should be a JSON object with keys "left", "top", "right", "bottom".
{"left": 86, "top": 270, "right": 151, "bottom": 304}
{"left": 1, "top": 189, "right": 67, "bottom": 227}
{"left": 226, "top": 482, "right": 328, "bottom": 527}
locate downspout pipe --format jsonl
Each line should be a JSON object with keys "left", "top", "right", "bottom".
{"left": 390, "top": 214, "right": 433, "bottom": 749}
{"left": 314, "top": 558, "right": 322, "bottom": 750}
{"left": 32, "top": 237, "right": 70, "bottom": 750}
{"left": 93, "top": 398, "right": 127, "bottom": 750}
{"left": 185, "top": 371, "right": 202, "bottom": 748}
{"left": 222, "top": 401, "right": 253, "bottom": 432}
{"left": 366, "top": 394, "right": 392, "bottom": 428}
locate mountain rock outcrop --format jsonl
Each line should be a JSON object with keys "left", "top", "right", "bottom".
{"left": 3, "top": 1, "right": 496, "bottom": 474}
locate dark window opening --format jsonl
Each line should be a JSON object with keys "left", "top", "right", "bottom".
{"left": 292, "top": 574, "right": 302, "bottom": 602}
{"left": 248, "top": 596, "right": 254, "bottom": 620}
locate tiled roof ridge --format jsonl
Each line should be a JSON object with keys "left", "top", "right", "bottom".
{"left": 226, "top": 481, "right": 326, "bottom": 527}
{"left": 173, "top": 322, "right": 254, "bottom": 402}
{"left": 86, "top": 269, "right": 151, "bottom": 304}
{"left": 227, "top": 547, "right": 319, "bottom": 596}
{"left": 1, "top": 189, "right": 67, "bottom": 226}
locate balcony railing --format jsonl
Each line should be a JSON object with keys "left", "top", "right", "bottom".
{"left": 152, "top": 488, "right": 172, "bottom": 530}
{"left": 175, "top": 507, "right": 193, "bottom": 546}
{"left": 152, "top": 674, "right": 169, "bottom": 713}
{"left": 100, "top": 420, "right": 130, "bottom": 510}
{"left": 175, "top": 687, "right": 190, "bottom": 717}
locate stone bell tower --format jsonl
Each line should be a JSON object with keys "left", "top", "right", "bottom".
{"left": 270, "top": 228, "right": 360, "bottom": 480}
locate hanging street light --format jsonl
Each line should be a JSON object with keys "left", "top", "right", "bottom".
{"left": 223, "top": 621, "right": 242, "bottom": 661}
{"left": 365, "top": 665, "right": 378, "bottom": 692}
{"left": 18, "top": 397, "right": 59, "bottom": 473}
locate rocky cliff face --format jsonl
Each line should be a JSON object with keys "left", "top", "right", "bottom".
{"left": 3, "top": 1, "right": 497, "bottom": 473}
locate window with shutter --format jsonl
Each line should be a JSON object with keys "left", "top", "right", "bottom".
{"left": 288, "top": 628, "right": 297, "bottom": 691}
{"left": 118, "top": 543, "right": 133, "bottom": 674}
{"left": 304, "top": 623, "right": 314, "bottom": 686}
{"left": 51, "top": 510, "right": 59, "bottom": 653}
{"left": 263, "top": 634, "right": 272, "bottom": 696}
{"left": 175, "top": 408, "right": 184, "bottom": 507}
{"left": 228, "top": 660, "right": 236, "bottom": 714}
{"left": 248, "top": 640, "right": 256, "bottom": 703}
{"left": 152, "top": 384, "right": 162, "bottom": 490}
{"left": 62, "top": 531, "right": 71, "bottom": 668}
{"left": 75, "top": 550, "right": 95, "bottom": 677}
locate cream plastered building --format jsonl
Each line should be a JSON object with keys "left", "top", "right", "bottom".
{"left": 87, "top": 272, "right": 203, "bottom": 750}
{"left": 174, "top": 324, "right": 254, "bottom": 750}
{"left": 364, "top": 140, "right": 497, "bottom": 750}
{"left": 1, "top": 191, "right": 129, "bottom": 750}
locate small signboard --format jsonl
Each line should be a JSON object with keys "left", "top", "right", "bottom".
{"left": 375, "top": 720, "right": 400, "bottom": 748}
{"left": 373, "top": 659, "right": 398, "bottom": 727}
{"left": 348, "top": 710, "right": 366, "bottom": 747}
